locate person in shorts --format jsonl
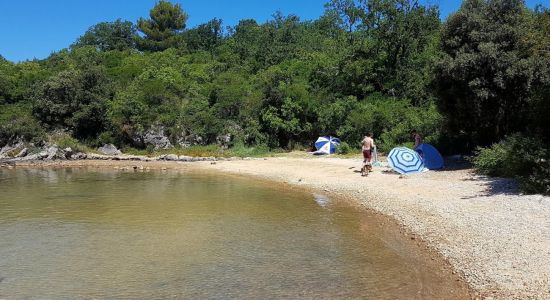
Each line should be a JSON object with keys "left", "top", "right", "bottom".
{"left": 361, "top": 132, "right": 375, "bottom": 165}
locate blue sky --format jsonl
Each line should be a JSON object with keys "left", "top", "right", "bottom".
{"left": 0, "top": 0, "right": 545, "bottom": 62}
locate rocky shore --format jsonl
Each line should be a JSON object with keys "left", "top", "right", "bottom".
{"left": 0, "top": 142, "right": 252, "bottom": 165}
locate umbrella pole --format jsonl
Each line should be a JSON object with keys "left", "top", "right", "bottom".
{"left": 373, "top": 146, "right": 381, "bottom": 167}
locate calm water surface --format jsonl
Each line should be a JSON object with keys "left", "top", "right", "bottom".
{"left": 0, "top": 167, "right": 469, "bottom": 299}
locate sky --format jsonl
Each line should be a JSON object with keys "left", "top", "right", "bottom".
{"left": 0, "top": 0, "right": 546, "bottom": 62}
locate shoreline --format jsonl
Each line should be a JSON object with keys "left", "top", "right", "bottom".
{"left": 6, "top": 157, "right": 550, "bottom": 299}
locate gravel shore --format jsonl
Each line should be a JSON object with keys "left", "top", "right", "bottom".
{"left": 193, "top": 156, "right": 550, "bottom": 299}
{"left": 10, "top": 156, "right": 550, "bottom": 299}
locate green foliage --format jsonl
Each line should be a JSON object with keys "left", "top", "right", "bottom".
{"left": 50, "top": 133, "right": 91, "bottom": 153}
{"left": 185, "top": 18, "right": 224, "bottom": 53}
{"left": 522, "top": 160, "right": 550, "bottom": 195}
{"left": 0, "top": 0, "right": 546, "bottom": 181}
{"left": 32, "top": 67, "right": 111, "bottom": 139}
{"left": 0, "top": 104, "right": 46, "bottom": 145}
{"left": 472, "top": 134, "right": 549, "bottom": 195}
{"left": 334, "top": 94, "right": 442, "bottom": 153}
{"left": 73, "top": 19, "right": 136, "bottom": 51}
{"left": 319, "top": 0, "right": 440, "bottom": 102}
{"left": 336, "top": 141, "right": 352, "bottom": 154}
{"left": 136, "top": 0, "right": 188, "bottom": 51}
{"left": 434, "top": 0, "right": 549, "bottom": 147}
{"left": 124, "top": 144, "right": 274, "bottom": 158}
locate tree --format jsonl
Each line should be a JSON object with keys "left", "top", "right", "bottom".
{"left": 320, "top": 0, "right": 440, "bottom": 101}
{"left": 32, "top": 68, "right": 112, "bottom": 139}
{"left": 0, "top": 57, "right": 15, "bottom": 104}
{"left": 324, "top": 0, "right": 363, "bottom": 36}
{"left": 185, "top": 18, "right": 224, "bottom": 53}
{"left": 227, "top": 19, "right": 263, "bottom": 69}
{"left": 73, "top": 19, "right": 136, "bottom": 51}
{"left": 434, "top": 0, "right": 548, "bottom": 147}
{"left": 527, "top": 5, "right": 550, "bottom": 141}
{"left": 136, "top": 0, "right": 188, "bottom": 51}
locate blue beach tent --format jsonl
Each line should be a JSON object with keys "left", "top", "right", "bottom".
{"left": 314, "top": 136, "right": 341, "bottom": 155}
{"left": 415, "top": 144, "right": 444, "bottom": 170}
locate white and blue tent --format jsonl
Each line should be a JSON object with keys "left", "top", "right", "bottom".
{"left": 314, "top": 136, "right": 341, "bottom": 155}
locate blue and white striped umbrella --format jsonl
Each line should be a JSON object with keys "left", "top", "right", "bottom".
{"left": 387, "top": 147, "right": 425, "bottom": 174}
{"left": 314, "top": 136, "right": 341, "bottom": 154}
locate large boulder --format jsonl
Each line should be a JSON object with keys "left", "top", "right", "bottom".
{"left": 176, "top": 134, "right": 203, "bottom": 148}
{"left": 216, "top": 134, "right": 231, "bottom": 149}
{"left": 46, "top": 145, "right": 65, "bottom": 160}
{"left": 133, "top": 125, "right": 173, "bottom": 150}
{"left": 143, "top": 126, "right": 173, "bottom": 150}
{"left": 98, "top": 144, "right": 122, "bottom": 156}
{"left": 0, "top": 141, "right": 25, "bottom": 159}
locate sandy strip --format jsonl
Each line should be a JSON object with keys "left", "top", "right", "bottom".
{"left": 11, "top": 157, "right": 550, "bottom": 299}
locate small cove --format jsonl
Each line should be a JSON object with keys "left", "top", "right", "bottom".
{"left": 0, "top": 167, "right": 470, "bottom": 299}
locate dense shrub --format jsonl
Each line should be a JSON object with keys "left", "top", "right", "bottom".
{"left": 336, "top": 94, "right": 443, "bottom": 153}
{"left": 336, "top": 141, "right": 352, "bottom": 155}
{"left": 0, "top": 104, "right": 46, "bottom": 146}
{"left": 472, "top": 134, "right": 549, "bottom": 195}
{"left": 50, "top": 133, "right": 90, "bottom": 153}
{"left": 32, "top": 67, "right": 111, "bottom": 139}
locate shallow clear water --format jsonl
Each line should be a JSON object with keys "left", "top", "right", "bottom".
{"left": 0, "top": 167, "right": 469, "bottom": 299}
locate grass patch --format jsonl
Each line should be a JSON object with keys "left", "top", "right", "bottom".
{"left": 123, "top": 144, "right": 283, "bottom": 158}
{"left": 50, "top": 133, "right": 95, "bottom": 153}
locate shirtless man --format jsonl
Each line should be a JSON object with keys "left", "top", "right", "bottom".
{"left": 361, "top": 132, "right": 375, "bottom": 165}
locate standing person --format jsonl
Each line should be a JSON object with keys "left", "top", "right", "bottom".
{"left": 411, "top": 130, "right": 423, "bottom": 149}
{"left": 361, "top": 132, "right": 375, "bottom": 165}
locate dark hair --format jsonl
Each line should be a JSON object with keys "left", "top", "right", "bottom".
{"left": 366, "top": 132, "right": 373, "bottom": 137}
{"left": 410, "top": 129, "right": 417, "bottom": 134}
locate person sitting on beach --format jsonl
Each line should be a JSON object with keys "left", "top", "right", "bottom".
{"left": 411, "top": 130, "right": 423, "bottom": 149}
{"left": 361, "top": 132, "right": 375, "bottom": 166}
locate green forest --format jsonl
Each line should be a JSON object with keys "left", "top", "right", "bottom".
{"left": 0, "top": 0, "right": 548, "bottom": 192}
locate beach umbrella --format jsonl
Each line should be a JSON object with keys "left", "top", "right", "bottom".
{"left": 415, "top": 143, "right": 444, "bottom": 170}
{"left": 387, "top": 147, "right": 425, "bottom": 174}
{"left": 314, "top": 136, "right": 341, "bottom": 155}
